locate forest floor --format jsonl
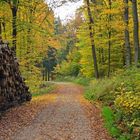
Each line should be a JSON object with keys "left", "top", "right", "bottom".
{"left": 0, "top": 82, "right": 113, "bottom": 140}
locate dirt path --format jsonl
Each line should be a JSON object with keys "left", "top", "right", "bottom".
{"left": 0, "top": 82, "right": 113, "bottom": 140}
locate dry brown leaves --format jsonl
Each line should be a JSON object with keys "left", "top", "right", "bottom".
{"left": 79, "top": 96, "right": 114, "bottom": 140}
{"left": 0, "top": 83, "right": 114, "bottom": 140}
{"left": 0, "top": 94, "right": 57, "bottom": 140}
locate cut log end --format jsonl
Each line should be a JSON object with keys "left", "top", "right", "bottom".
{"left": 0, "top": 43, "right": 32, "bottom": 112}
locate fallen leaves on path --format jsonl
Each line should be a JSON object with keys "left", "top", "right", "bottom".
{"left": 0, "top": 83, "right": 113, "bottom": 140}
{"left": 79, "top": 95, "right": 114, "bottom": 140}
{"left": 0, "top": 94, "right": 57, "bottom": 140}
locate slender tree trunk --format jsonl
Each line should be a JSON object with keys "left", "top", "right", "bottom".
{"left": 11, "top": 6, "right": 17, "bottom": 55}
{"left": 122, "top": 45, "right": 126, "bottom": 66}
{"left": 108, "top": 31, "right": 111, "bottom": 77}
{"left": 47, "top": 70, "right": 50, "bottom": 81}
{"left": 0, "top": 19, "right": 6, "bottom": 40}
{"left": 2, "top": 21, "right": 6, "bottom": 39}
{"left": 99, "top": 48, "right": 102, "bottom": 64}
{"left": 0, "top": 19, "right": 2, "bottom": 36}
{"left": 101, "top": 48, "right": 104, "bottom": 64}
{"left": 131, "top": 0, "right": 139, "bottom": 66}
{"left": 42, "top": 69, "right": 45, "bottom": 81}
{"left": 27, "top": 0, "right": 33, "bottom": 55}
{"left": 107, "top": 0, "right": 112, "bottom": 77}
{"left": 45, "top": 68, "right": 47, "bottom": 81}
{"left": 124, "top": 0, "right": 131, "bottom": 67}
{"left": 86, "top": 0, "right": 99, "bottom": 79}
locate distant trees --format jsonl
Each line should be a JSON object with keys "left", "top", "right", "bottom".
{"left": 43, "top": 46, "right": 57, "bottom": 81}
{"left": 75, "top": 0, "right": 140, "bottom": 78}
{"left": 54, "top": 11, "right": 83, "bottom": 77}
{"left": 45, "top": 0, "right": 140, "bottom": 79}
{"left": 0, "top": 0, "right": 140, "bottom": 81}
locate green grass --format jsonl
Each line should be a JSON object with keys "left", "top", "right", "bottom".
{"left": 32, "top": 82, "right": 55, "bottom": 97}
{"left": 84, "top": 78, "right": 116, "bottom": 104}
{"left": 102, "top": 107, "right": 132, "bottom": 140}
{"left": 55, "top": 76, "right": 91, "bottom": 86}
{"left": 102, "top": 106, "right": 121, "bottom": 138}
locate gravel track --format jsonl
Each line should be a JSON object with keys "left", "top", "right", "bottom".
{"left": 1, "top": 82, "right": 113, "bottom": 140}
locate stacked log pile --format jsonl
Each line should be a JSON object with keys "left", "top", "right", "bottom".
{"left": 0, "top": 42, "right": 32, "bottom": 112}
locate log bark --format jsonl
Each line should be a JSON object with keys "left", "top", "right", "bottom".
{"left": 0, "top": 42, "right": 32, "bottom": 112}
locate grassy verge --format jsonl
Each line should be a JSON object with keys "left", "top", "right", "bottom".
{"left": 84, "top": 68, "right": 140, "bottom": 140}
{"left": 32, "top": 82, "right": 55, "bottom": 97}
{"left": 55, "top": 76, "right": 91, "bottom": 86}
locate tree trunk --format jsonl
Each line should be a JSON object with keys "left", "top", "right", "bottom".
{"left": 11, "top": 6, "right": 17, "bottom": 55}
{"left": 108, "top": 31, "right": 111, "bottom": 77}
{"left": 45, "top": 68, "right": 47, "bottom": 81}
{"left": 0, "top": 20, "right": 2, "bottom": 44}
{"left": 131, "top": 0, "right": 139, "bottom": 66}
{"left": 86, "top": 0, "right": 99, "bottom": 79}
{"left": 107, "top": 0, "right": 112, "bottom": 77}
{"left": 122, "top": 45, "right": 126, "bottom": 66}
{"left": 47, "top": 70, "right": 50, "bottom": 81}
{"left": 0, "top": 19, "right": 2, "bottom": 36}
{"left": 124, "top": 0, "right": 131, "bottom": 67}
{"left": 2, "top": 21, "right": 6, "bottom": 39}
{"left": 101, "top": 48, "right": 104, "bottom": 64}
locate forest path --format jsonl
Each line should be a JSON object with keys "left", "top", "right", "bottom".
{"left": 0, "top": 82, "right": 113, "bottom": 140}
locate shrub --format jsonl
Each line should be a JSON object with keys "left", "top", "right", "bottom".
{"left": 73, "top": 76, "right": 91, "bottom": 86}
{"left": 85, "top": 68, "right": 140, "bottom": 140}
{"left": 84, "top": 78, "right": 117, "bottom": 103}
{"left": 115, "top": 92, "right": 140, "bottom": 115}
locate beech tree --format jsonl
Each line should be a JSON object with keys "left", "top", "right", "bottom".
{"left": 107, "top": 0, "right": 112, "bottom": 77}
{"left": 130, "top": 0, "right": 139, "bottom": 66}
{"left": 124, "top": 0, "right": 131, "bottom": 67}
{"left": 85, "top": 0, "right": 99, "bottom": 79}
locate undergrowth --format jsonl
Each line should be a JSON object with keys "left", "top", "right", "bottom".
{"left": 84, "top": 68, "right": 140, "bottom": 140}
{"left": 32, "top": 82, "right": 55, "bottom": 97}
{"left": 56, "top": 68, "right": 140, "bottom": 139}
{"left": 56, "top": 76, "right": 91, "bottom": 86}
{"left": 102, "top": 106, "right": 121, "bottom": 138}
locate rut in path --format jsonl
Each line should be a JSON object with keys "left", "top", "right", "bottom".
{"left": 6, "top": 82, "right": 113, "bottom": 140}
